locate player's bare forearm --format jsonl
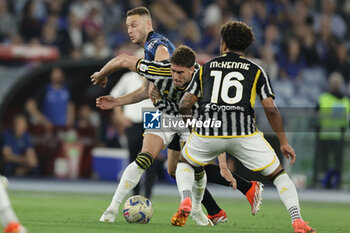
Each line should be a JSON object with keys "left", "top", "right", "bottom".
{"left": 217, "top": 153, "right": 237, "bottom": 189}
{"left": 101, "top": 54, "right": 138, "bottom": 75}
{"left": 96, "top": 96, "right": 118, "bottom": 109}
{"left": 179, "top": 92, "right": 197, "bottom": 115}
{"left": 217, "top": 153, "right": 228, "bottom": 169}
{"left": 261, "top": 98, "right": 296, "bottom": 164}
{"left": 149, "top": 84, "right": 162, "bottom": 101}
{"left": 261, "top": 98, "right": 288, "bottom": 145}
{"left": 91, "top": 54, "right": 139, "bottom": 87}
{"left": 179, "top": 92, "right": 198, "bottom": 131}
{"left": 117, "top": 83, "right": 149, "bottom": 105}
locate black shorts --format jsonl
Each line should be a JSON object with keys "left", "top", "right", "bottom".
{"left": 168, "top": 134, "right": 181, "bottom": 151}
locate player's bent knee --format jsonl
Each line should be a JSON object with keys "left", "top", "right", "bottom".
{"left": 135, "top": 152, "right": 154, "bottom": 170}
{"left": 267, "top": 166, "right": 286, "bottom": 181}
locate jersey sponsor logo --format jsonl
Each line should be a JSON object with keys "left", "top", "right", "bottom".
{"left": 139, "top": 64, "right": 148, "bottom": 72}
{"left": 143, "top": 110, "right": 161, "bottom": 129}
{"left": 204, "top": 103, "right": 245, "bottom": 112}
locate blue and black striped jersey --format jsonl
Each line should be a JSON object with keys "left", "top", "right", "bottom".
{"left": 144, "top": 32, "right": 175, "bottom": 61}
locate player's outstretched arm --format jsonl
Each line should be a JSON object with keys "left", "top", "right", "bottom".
{"left": 96, "top": 96, "right": 118, "bottom": 109}
{"left": 217, "top": 153, "right": 237, "bottom": 190}
{"left": 96, "top": 80, "right": 150, "bottom": 109}
{"left": 96, "top": 95, "right": 140, "bottom": 109}
{"left": 261, "top": 97, "right": 296, "bottom": 164}
{"left": 90, "top": 54, "right": 140, "bottom": 87}
{"left": 117, "top": 78, "right": 150, "bottom": 105}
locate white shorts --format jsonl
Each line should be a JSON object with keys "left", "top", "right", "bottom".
{"left": 182, "top": 131, "right": 280, "bottom": 176}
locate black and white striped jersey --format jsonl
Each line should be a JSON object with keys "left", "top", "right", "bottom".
{"left": 186, "top": 52, "right": 275, "bottom": 137}
{"left": 136, "top": 59, "right": 200, "bottom": 116}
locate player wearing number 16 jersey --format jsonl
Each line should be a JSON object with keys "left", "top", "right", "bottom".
{"left": 191, "top": 47, "right": 274, "bottom": 137}
{"left": 178, "top": 21, "right": 316, "bottom": 233}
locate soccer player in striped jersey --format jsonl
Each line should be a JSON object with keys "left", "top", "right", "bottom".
{"left": 177, "top": 21, "right": 316, "bottom": 233}
{"left": 91, "top": 45, "right": 263, "bottom": 225}
{"left": 106, "top": 6, "right": 261, "bottom": 224}
{"left": 96, "top": 6, "right": 235, "bottom": 225}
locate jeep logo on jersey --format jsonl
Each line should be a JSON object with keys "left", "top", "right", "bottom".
{"left": 143, "top": 110, "right": 161, "bottom": 129}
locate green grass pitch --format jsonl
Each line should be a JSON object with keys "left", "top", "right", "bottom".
{"left": 8, "top": 190, "right": 350, "bottom": 233}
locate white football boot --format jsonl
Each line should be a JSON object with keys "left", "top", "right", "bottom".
{"left": 99, "top": 209, "right": 118, "bottom": 222}
{"left": 191, "top": 210, "right": 214, "bottom": 226}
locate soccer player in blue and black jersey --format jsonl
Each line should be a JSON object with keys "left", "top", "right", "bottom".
{"left": 125, "top": 6, "right": 175, "bottom": 200}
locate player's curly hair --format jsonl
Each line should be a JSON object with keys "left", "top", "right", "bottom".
{"left": 221, "top": 21, "right": 255, "bottom": 52}
{"left": 127, "top": 7, "right": 151, "bottom": 18}
{"left": 170, "top": 45, "right": 196, "bottom": 68}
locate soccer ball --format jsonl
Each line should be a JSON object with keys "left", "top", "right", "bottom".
{"left": 122, "top": 195, "right": 153, "bottom": 224}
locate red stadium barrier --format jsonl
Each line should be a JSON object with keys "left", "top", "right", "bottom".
{"left": 0, "top": 44, "right": 59, "bottom": 61}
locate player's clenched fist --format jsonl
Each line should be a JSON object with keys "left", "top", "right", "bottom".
{"left": 96, "top": 96, "right": 117, "bottom": 109}
{"left": 91, "top": 72, "right": 107, "bottom": 88}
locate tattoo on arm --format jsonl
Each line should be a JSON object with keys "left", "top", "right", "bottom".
{"left": 179, "top": 93, "right": 198, "bottom": 131}
{"left": 179, "top": 93, "right": 196, "bottom": 115}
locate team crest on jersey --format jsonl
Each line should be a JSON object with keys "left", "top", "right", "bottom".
{"left": 143, "top": 110, "right": 161, "bottom": 129}
{"left": 139, "top": 64, "right": 148, "bottom": 72}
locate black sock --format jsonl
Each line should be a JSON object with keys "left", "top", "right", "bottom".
{"left": 201, "top": 188, "right": 221, "bottom": 216}
{"left": 204, "top": 164, "right": 252, "bottom": 195}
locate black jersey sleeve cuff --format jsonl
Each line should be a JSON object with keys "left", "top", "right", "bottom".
{"left": 135, "top": 58, "right": 143, "bottom": 74}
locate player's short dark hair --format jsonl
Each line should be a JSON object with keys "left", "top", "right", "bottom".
{"left": 170, "top": 45, "right": 196, "bottom": 68}
{"left": 127, "top": 7, "right": 151, "bottom": 18}
{"left": 221, "top": 21, "right": 255, "bottom": 52}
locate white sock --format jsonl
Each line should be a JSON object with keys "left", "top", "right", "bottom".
{"left": 107, "top": 161, "right": 145, "bottom": 213}
{"left": 0, "top": 182, "right": 18, "bottom": 227}
{"left": 192, "top": 172, "right": 207, "bottom": 212}
{"left": 273, "top": 173, "right": 302, "bottom": 222}
{"left": 175, "top": 163, "right": 194, "bottom": 201}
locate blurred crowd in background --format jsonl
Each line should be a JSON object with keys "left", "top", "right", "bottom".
{"left": 0, "top": 0, "right": 349, "bottom": 84}
{"left": 0, "top": 0, "right": 349, "bottom": 189}
{"left": 0, "top": 0, "right": 349, "bottom": 99}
